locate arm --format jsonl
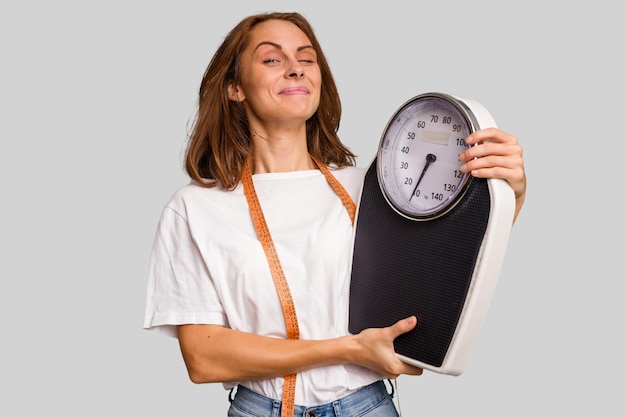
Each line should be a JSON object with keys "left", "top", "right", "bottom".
{"left": 177, "top": 316, "right": 423, "bottom": 384}
{"left": 459, "top": 128, "right": 526, "bottom": 223}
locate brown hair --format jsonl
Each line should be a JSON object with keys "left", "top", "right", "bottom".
{"left": 184, "top": 12, "right": 356, "bottom": 189}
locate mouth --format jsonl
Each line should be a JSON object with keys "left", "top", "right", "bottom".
{"left": 279, "top": 86, "right": 309, "bottom": 95}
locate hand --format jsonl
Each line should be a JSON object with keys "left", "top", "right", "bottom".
{"left": 352, "top": 316, "right": 423, "bottom": 379}
{"left": 459, "top": 127, "right": 526, "bottom": 222}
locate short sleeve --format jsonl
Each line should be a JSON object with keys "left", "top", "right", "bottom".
{"left": 143, "top": 206, "right": 227, "bottom": 338}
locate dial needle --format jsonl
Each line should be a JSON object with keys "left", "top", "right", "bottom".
{"left": 409, "top": 153, "right": 437, "bottom": 201}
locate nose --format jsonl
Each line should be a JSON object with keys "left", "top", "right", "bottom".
{"left": 287, "top": 60, "right": 304, "bottom": 78}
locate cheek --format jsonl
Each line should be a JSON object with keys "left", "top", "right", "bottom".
{"left": 312, "top": 72, "right": 321, "bottom": 87}
{"left": 312, "top": 80, "right": 322, "bottom": 106}
{"left": 241, "top": 71, "right": 277, "bottom": 99}
{"left": 312, "top": 71, "right": 322, "bottom": 95}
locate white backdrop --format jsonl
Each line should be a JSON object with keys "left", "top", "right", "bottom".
{"left": 1, "top": 1, "right": 623, "bottom": 415}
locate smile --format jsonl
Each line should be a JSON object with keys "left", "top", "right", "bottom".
{"left": 279, "top": 87, "right": 309, "bottom": 95}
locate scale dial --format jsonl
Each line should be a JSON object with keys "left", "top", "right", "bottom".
{"left": 378, "top": 92, "right": 481, "bottom": 220}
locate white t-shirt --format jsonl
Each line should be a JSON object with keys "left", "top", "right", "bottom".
{"left": 143, "top": 166, "right": 381, "bottom": 406}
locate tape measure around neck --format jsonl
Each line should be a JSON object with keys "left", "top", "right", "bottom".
{"left": 310, "top": 156, "right": 356, "bottom": 225}
{"left": 241, "top": 156, "right": 355, "bottom": 416}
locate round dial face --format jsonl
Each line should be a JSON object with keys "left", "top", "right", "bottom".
{"left": 377, "top": 93, "right": 476, "bottom": 220}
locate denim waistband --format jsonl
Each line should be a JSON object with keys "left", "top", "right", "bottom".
{"left": 229, "top": 380, "right": 395, "bottom": 417}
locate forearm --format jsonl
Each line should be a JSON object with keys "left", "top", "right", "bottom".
{"left": 177, "top": 316, "right": 422, "bottom": 384}
{"left": 177, "top": 324, "right": 354, "bottom": 383}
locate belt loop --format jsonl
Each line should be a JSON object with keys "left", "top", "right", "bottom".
{"left": 332, "top": 400, "right": 342, "bottom": 417}
{"left": 272, "top": 399, "right": 282, "bottom": 417}
{"left": 385, "top": 379, "right": 395, "bottom": 398}
{"left": 228, "top": 386, "right": 236, "bottom": 403}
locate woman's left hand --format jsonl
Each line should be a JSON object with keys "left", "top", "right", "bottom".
{"left": 459, "top": 127, "right": 526, "bottom": 223}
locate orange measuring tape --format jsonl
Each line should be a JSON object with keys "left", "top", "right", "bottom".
{"left": 241, "top": 156, "right": 355, "bottom": 416}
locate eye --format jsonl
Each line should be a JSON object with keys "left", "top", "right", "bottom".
{"left": 263, "top": 57, "right": 282, "bottom": 64}
{"left": 297, "top": 51, "right": 317, "bottom": 65}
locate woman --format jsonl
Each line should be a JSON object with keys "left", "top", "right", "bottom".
{"left": 143, "top": 12, "right": 526, "bottom": 417}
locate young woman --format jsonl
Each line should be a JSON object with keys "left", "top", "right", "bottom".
{"left": 143, "top": 12, "right": 526, "bottom": 417}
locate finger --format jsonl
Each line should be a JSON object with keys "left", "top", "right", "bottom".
{"left": 465, "top": 127, "right": 518, "bottom": 146}
{"left": 460, "top": 142, "right": 522, "bottom": 163}
{"left": 400, "top": 364, "right": 424, "bottom": 376}
{"left": 464, "top": 165, "right": 517, "bottom": 181}
{"left": 461, "top": 154, "right": 523, "bottom": 173}
{"left": 392, "top": 355, "right": 424, "bottom": 377}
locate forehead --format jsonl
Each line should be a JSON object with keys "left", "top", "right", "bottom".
{"left": 247, "top": 19, "right": 312, "bottom": 48}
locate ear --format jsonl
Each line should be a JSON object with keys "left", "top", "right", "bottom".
{"left": 227, "top": 84, "right": 245, "bottom": 102}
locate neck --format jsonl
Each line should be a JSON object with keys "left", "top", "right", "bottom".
{"left": 251, "top": 148, "right": 316, "bottom": 174}
{"left": 248, "top": 125, "right": 315, "bottom": 174}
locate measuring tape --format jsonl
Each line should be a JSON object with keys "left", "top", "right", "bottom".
{"left": 242, "top": 156, "right": 355, "bottom": 416}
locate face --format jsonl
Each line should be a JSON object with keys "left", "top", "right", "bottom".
{"left": 230, "top": 19, "right": 322, "bottom": 129}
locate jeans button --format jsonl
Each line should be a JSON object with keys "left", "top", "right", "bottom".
{"left": 306, "top": 412, "right": 316, "bottom": 417}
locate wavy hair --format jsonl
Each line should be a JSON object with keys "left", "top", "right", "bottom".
{"left": 184, "top": 12, "right": 356, "bottom": 189}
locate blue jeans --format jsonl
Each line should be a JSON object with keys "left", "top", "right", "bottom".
{"left": 227, "top": 380, "right": 399, "bottom": 417}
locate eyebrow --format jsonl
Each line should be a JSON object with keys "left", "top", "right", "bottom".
{"left": 253, "top": 41, "right": 314, "bottom": 52}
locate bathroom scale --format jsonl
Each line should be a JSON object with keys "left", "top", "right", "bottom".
{"left": 348, "top": 92, "right": 515, "bottom": 376}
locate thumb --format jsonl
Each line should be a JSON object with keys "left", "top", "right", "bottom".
{"left": 390, "top": 316, "right": 417, "bottom": 338}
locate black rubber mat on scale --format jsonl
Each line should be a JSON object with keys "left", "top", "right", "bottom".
{"left": 349, "top": 158, "right": 491, "bottom": 367}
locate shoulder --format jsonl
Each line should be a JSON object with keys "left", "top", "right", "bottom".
{"left": 328, "top": 165, "right": 367, "bottom": 199}
{"left": 164, "top": 181, "right": 239, "bottom": 216}
{"left": 329, "top": 165, "right": 366, "bottom": 182}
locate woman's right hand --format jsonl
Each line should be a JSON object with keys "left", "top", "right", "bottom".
{"left": 351, "top": 316, "right": 423, "bottom": 378}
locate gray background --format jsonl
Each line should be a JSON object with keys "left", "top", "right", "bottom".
{"left": 2, "top": 0, "right": 623, "bottom": 415}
